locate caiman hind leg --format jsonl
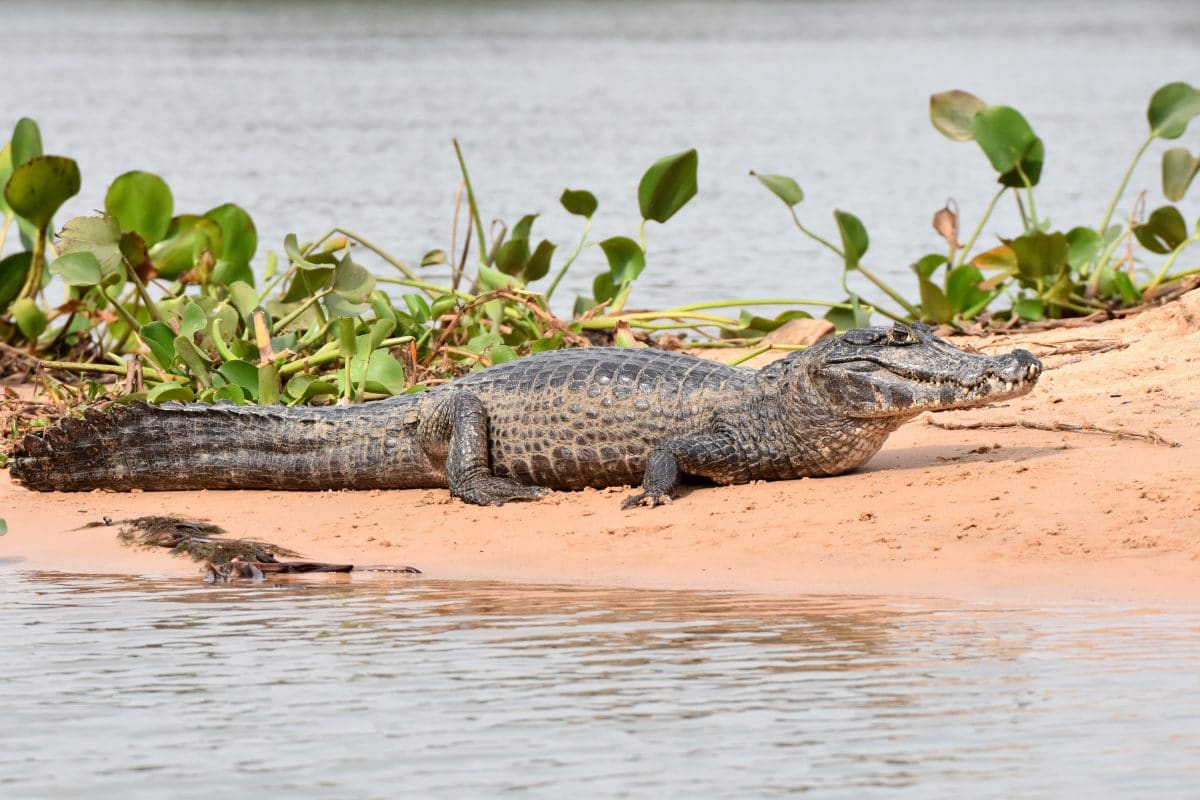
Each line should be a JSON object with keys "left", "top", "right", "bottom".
{"left": 622, "top": 432, "right": 745, "bottom": 509}
{"left": 442, "top": 392, "right": 549, "bottom": 506}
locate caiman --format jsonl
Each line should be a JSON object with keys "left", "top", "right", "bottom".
{"left": 11, "top": 323, "right": 1041, "bottom": 508}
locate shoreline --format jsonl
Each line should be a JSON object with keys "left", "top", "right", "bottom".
{"left": 4, "top": 292, "right": 1199, "bottom": 606}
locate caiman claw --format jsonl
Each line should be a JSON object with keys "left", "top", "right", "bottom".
{"left": 621, "top": 490, "right": 672, "bottom": 510}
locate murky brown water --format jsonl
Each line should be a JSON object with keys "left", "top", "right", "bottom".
{"left": 2, "top": 571, "right": 1199, "bottom": 797}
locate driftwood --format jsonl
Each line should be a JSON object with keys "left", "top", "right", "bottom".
{"left": 925, "top": 417, "right": 1180, "bottom": 448}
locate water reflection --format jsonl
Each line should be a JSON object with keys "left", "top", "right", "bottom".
{"left": 2, "top": 571, "right": 1198, "bottom": 798}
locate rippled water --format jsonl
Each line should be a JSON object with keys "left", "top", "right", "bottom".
{"left": 3, "top": 0, "right": 1198, "bottom": 311}
{"left": 2, "top": 571, "right": 1199, "bottom": 797}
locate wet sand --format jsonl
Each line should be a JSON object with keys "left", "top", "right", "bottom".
{"left": 4, "top": 291, "right": 1199, "bottom": 604}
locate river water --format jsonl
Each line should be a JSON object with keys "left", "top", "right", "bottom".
{"left": 2, "top": 571, "right": 1199, "bottom": 798}
{"left": 3, "top": 0, "right": 1199, "bottom": 312}
{"left": 4, "top": 2, "right": 1200, "bottom": 795}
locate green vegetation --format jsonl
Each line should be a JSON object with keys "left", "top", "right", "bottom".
{"left": 753, "top": 81, "right": 1200, "bottom": 324}
{"left": 1, "top": 80, "right": 1198, "bottom": 420}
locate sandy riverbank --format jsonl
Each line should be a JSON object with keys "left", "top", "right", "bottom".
{"left": 3, "top": 291, "right": 1199, "bottom": 605}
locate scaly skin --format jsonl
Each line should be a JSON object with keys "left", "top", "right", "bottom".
{"left": 10, "top": 323, "right": 1041, "bottom": 507}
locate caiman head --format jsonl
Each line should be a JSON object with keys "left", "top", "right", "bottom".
{"left": 801, "top": 323, "right": 1041, "bottom": 418}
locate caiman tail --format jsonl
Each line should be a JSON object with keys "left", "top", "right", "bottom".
{"left": 10, "top": 399, "right": 434, "bottom": 492}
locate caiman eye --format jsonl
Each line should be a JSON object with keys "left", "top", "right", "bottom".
{"left": 886, "top": 325, "right": 918, "bottom": 345}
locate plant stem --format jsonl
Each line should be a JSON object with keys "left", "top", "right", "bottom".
{"left": 123, "top": 259, "right": 169, "bottom": 326}
{"left": 1098, "top": 135, "right": 1153, "bottom": 234}
{"left": 0, "top": 213, "right": 11, "bottom": 254}
{"left": 856, "top": 266, "right": 921, "bottom": 318}
{"left": 637, "top": 219, "right": 648, "bottom": 253}
{"left": 788, "top": 209, "right": 843, "bottom": 256}
{"left": 956, "top": 186, "right": 1007, "bottom": 267}
{"left": 663, "top": 297, "right": 861, "bottom": 313}
{"left": 277, "top": 335, "right": 413, "bottom": 377}
{"left": 1014, "top": 191, "right": 1029, "bottom": 230}
{"left": 1143, "top": 234, "right": 1200, "bottom": 299}
{"left": 39, "top": 359, "right": 166, "bottom": 382}
{"left": 545, "top": 217, "right": 591, "bottom": 301}
{"left": 272, "top": 289, "right": 331, "bottom": 333}
{"left": 17, "top": 227, "right": 46, "bottom": 301}
{"left": 376, "top": 276, "right": 474, "bottom": 301}
{"left": 725, "top": 343, "right": 807, "bottom": 367}
{"left": 452, "top": 139, "right": 489, "bottom": 266}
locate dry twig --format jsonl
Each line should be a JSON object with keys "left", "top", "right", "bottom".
{"left": 925, "top": 416, "right": 1180, "bottom": 447}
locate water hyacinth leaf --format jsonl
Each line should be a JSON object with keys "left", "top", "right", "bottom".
{"left": 365, "top": 350, "right": 407, "bottom": 395}
{"left": 56, "top": 215, "right": 126, "bottom": 280}
{"left": 285, "top": 374, "right": 337, "bottom": 403}
{"left": 139, "top": 321, "right": 177, "bottom": 372}
{"left": 489, "top": 344, "right": 518, "bottom": 365}
{"left": 211, "top": 258, "right": 253, "bottom": 288}
{"left": 910, "top": 253, "right": 948, "bottom": 280}
{"left": 332, "top": 254, "right": 375, "bottom": 303}
{"left": 511, "top": 214, "right": 538, "bottom": 241}
{"left": 561, "top": 188, "right": 598, "bottom": 218}
{"left": 420, "top": 249, "right": 448, "bottom": 267}
{"left": 476, "top": 264, "right": 521, "bottom": 291}
{"left": 150, "top": 215, "right": 223, "bottom": 279}
{"left": 1113, "top": 270, "right": 1140, "bottom": 305}
{"left": 917, "top": 280, "right": 951, "bottom": 324}
{"left": 323, "top": 293, "right": 370, "bottom": 319}
{"left": 823, "top": 296, "right": 872, "bottom": 332}
{"left": 525, "top": 239, "right": 556, "bottom": 282}
{"left": 204, "top": 203, "right": 256, "bottom": 270}
{"left": 1014, "top": 296, "right": 1045, "bottom": 321}
{"left": 217, "top": 360, "right": 259, "bottom": 400}
{"left": 1147, "top": 82, "right": 1200, "bottom": 140}
{"left": 970, "top": 106, "right": 1044, "bottom": 187}
{"left": 227, "top": 281, "right": 260, "bottom": 322}
{"left": 430, "top": 294, "right": 457, "bottom": 318}
{"left": 638, "top": 148, "right": 698, "bottom": 223}
{"left": 11, "top": 298, "right": 46, "bottom": 339}
{"left": 280, "top": 263, "right": 335, "bottom": 303}
{"left": 946, "top": 264, "right": 989, "bottom": 314}
{"left": 1065, "top": 226, "right": 1102, "bottom": 269}
{"left": 208, "top": 385, "right": 245, "bottom": 404}
{"left": 0, "top": 252, "right": 31, "bottom": 312}
{"left": 3, "top": 156, "right": 81, "bottom": 230}
{"left": 833, "top": 210, "right": 869, "bottom": 270}
{"left": 1134, "top": 205, "right": 1188, "bottom": 254}
{"left": 105, "top": 171, "right": 174, "bottom": 245}
{"left": 11, "top": 118, "right": 43, "bottom": 167}
{"left": 367, "top": 318, "right": 396, "bottom": 350}
{"left": 599, "top": 236, "right": 646, "bottom": 285}
{"left": 403, "top": 293, "right": 431, "bottom": 323}
{"left": 147, "top": 382, "right": 195, "bottom": 404}
{"left": 1162, "top": 148, "right": 1200, "bottom": 201}
{"left": 48, "top": 251, "right": 102, "bottom": 287}
{"left": 283, "top": 232, "right": 326, "bottom": 270}
{"left": 494, "top": 236, "right": 531, "bottom": 277}
{"left": 749, "top": 171, "right": 804, "bottom": 207}
{"left": 592, "top": 271, "right": 615, "bottom": 303}
{"left": 180, "top": 301, "right": 207, "bottom": 338}
{"left": 971, "top": 243, "right": 1018, "bottom": 274}
{"left": 174, "top": 336, "right": 213, "bottom": 386}
{"left": 1005, "top": 231, "right": 1068, "bottom": 284}
{"left": 929, "top": 90, "right": 987, "bottom": 141}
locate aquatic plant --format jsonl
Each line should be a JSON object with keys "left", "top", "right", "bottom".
{"left": 753, "top": 81, "right": 1200, "bottom": 324}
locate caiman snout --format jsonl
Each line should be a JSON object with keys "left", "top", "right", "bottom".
{"left": 995, "top": 349, "right": 1041, "bottom": 384}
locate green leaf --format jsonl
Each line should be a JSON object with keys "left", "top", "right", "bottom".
{"left": 283, "top": 233, "right": 327, "bottom": 270}
{"left": 227, "top": 281, "right": 260, "bottom": 322}
{"left": 525, "top": 239, "right": 555, "bottom": 282}
{"left": 929, "top": 90, "right": 987, "bottom": 141}
{"left": 56, "top": 215, "right": 126, "bottom": 282}
{"left": 147, "top": 381, "right": 195, "bottom": 404}
{"left": 511, "top": 213, "right": 538, "bottom": 241}
{"left": 592, "top": 271, "right": 615, "bottom": 303}
{"left": 0, "top": 252, "right": 32, "bottom": 312}
{"left": 402, "top": 294, "right": 431, "bottom": 323}
{"left": 149, "top": 215, "right": 223, "bottom": 279}
{"left": 174, "top": 336, "right": 212, "bottom": 387}
{"left": 823, "top": 297, "right": 872, "bottom": 332}
{"left": 1014, "top": 296, "right": 1045, "bottom": 321}
{"left": 3, "top": 155, "right": 81, "bottom": 230}
{"left": 494, "top": 236, "right": 531, "bottom": 277}
{"left": 910, "top": 253, "right": 947, "bottom": 280}
{"left": 258, "top": 362, "right": 280, "bottom": 405}
{"left": 430, "top": 294, "right": 457, "bottom": 318}
{"left": 180, "top": 301, "right": 207, "bottom": 338}
{"left": 0, "top": 518, "right": 6, "bottom": 536}
{"left": 280, "top": 260, "right": 335, "bottom": 302}
{"left": 1004, "top": 231, "right": 1068, "bottom": 284}
{"left": 476, "top": 264, "right": 521, "bottom": 291}
{"left": 139, "top": 321, "right": 178, "bottom": 372}
{"left": 284, "top": 374, "right": 337, "bottom": 404}
{"left": 970, "top": 243, "right": 1019, "bottom": 274}
{"left": 11, "top": 118, "right": 43, "bottom": 167}
{"left": 48, "top": 251, "right": 103, "bottom": 287}
{"left": 970, "top": 106, "right": 1044, "bottom": 187}
{"left": 1113, "top": 270, "right": 1141, "bottom": 306}
{"left": 561, "top": 188, "right": 598, "bottom": 218}
{"left": 833, "top": 210, "right": 869, "bottom": 270}
{"left": 598, "top": 236, "right": 646, "bottom": 285}
{"left": 208, "top": 384, "right": 245, "bottom": 404}
{"left": 217, "top": 360, "right": 259, "bottom": 400}
{"left": 1065, "top": 226, "right": 1102, "bottom": 270}
{"left": 364, "top": 350, "right": 407, "bottom": 395}
{"left": 1162, "top": 147, "right": 1200, "bottom": 202}
{"left": 332, "top": 253, "right": 376, "bottom": 303}
{"left": 946, "top": 264, "right": 989, "bottom": 314}
{"left": 1134, "top": 205, "right": 1188, "bottom": 254}
{"left": 420, "top": 249, "right": 448, "bottom": 267}
{"left": 749, "top": 171, "right": 804, "bottom": 207}
{"left": 1148, "top": 81, "right": 1200, "bottom": 140}
{"left": 105, "top": 171, "right": 174, "bottom": 245}
{"left": 11, "top": 298, "right": 46, "bottom": 339}
{"left": 638, "top": 148, "right": 698, "bottom": 223}
{"left": 204, "top": 203, "right": 256, "bottom": 272}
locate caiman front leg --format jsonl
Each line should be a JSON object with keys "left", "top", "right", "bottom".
{"left": 622, "top": 431, "right": 745, "bottom": 509}
{"left": 438, "top": 392, "right": 549, "bottom": 506}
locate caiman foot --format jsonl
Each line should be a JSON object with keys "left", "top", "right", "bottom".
{"left": 452, "top": 477, "right": 549, "bottom": 506}
{"left": 621, "top": 490, "right": 672, "bottom": 510}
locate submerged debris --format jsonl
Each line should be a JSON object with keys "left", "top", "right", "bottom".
{"left": 94, "top": 515, "right": 421, "bottom": 582}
